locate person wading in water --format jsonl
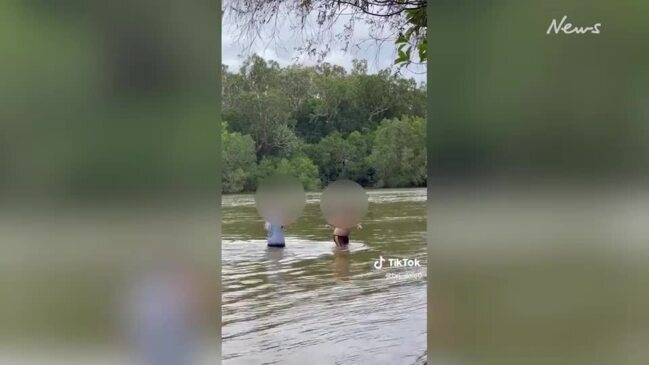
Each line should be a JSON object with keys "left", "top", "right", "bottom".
{"left": 265, "top": 221, "right": 286, "bottom": 248}
{"left": 326, "top": 208, "right": 362, "bottom": 247}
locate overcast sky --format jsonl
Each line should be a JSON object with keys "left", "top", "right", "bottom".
{"left": 221, "top": 10, "right": 426, "bottom": 83}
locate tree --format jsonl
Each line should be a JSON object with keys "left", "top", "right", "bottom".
{"left": 307, "top": 131, "right": 374, "bottom": 186}
{"left": 223, "top": 55, "right": 426, "bottom": 145}
{"left": 369, "top": 115, "right": 426, "bottom": 187}
{"left": 224, "top": 1, "right": 427, "bottom": 66}
{"left": 221, "top": 55, "right": 427, "bottom": 192}
{"left": 306, "top": 132, "right": 349, "bottom": 184}
{"left": 344, "top": 131, "right": 376, "bottom": 185}
{"left": 222, "top": 122, "right": 257, "bottom": 193}
{"left": 394, "top": 8, "right": 427, "bottom": 66}
{"left": 224, "top": 89, "right": 299, "bottom": 158}
{"left": 255, "top": 155, "right": 321, "bottom": 191}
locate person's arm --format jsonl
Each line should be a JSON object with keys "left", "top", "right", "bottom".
{"left": 264, "top": 222, "right": 270, "bottom": 231}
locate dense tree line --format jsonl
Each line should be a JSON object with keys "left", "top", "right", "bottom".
{"left": 222, "top": 55, "right": 426, "bottom": 193}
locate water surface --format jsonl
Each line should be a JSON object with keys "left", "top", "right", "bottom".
{"left": 222, "top": 188, "right": 427, "bottom": 364}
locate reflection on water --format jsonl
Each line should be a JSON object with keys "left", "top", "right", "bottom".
{"left": 332, "top": 248, "right": 351, "bottom": 281}
{"left": 264, "top": 247, "right": 286, "bottom": 285}
{"left": 222, "top": 188, "right": 427, "bottom": 365}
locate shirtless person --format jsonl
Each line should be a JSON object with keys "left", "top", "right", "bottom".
{"left": 325, "top": 204, "right": 363, "bottom": 247}
{"left": 327, "top": 222, "right": 362, "bottom": 247}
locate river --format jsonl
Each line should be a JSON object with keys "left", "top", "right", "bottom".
{"left": 222, "top": 188, "right": 427, "bottom": 364}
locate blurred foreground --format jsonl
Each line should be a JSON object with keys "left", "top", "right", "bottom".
{"left": 428, "top": 1, "right": 649, "bottom": 363}
{"left": 1, "top": 0, "right": 220, "bottom": 363}
{"left": 428, "top": 184, "right": 649, "bottom": 365}
{"left": 0, "top": 200, "right": 221, "bottom": 364}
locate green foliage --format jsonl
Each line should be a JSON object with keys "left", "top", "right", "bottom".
{"left": 395, "top": 8, "right": 428, "bottom": 66}
{"left": 222, "top": 56, "right": 427, "bottom": 193}
{"left": 225, "top": 90, "right": 298, "bottom": 157}
{"left": 254, "top": 155, "right": 321, "bottom": 192}
{"left": 222, "top": 122, "right": 257, "bottom": 193}
{"left": 369, "top": 116, "right": 427, "bottom": 188}
{"left": 306, "top": 131, "right": 374, "bottom": 186}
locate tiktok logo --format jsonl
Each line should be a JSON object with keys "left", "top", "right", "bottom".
{"left": 374, "top": 255, "right": 423, "bottom": 280}
{"left": 373, "top": 255, "right": 420, "bottom": 269}
{"left": 374, "top": 256, "right": 386, "bottom": 269}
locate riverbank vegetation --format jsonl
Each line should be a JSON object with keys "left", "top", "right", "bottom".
{"left": 222, "top": 55, "right": 427, "bottom": 193}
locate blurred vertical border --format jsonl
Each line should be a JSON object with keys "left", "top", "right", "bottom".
{"left": 427, "top": 1, "right": 649, "bottom": 364}
{"left": 0, "top": 0, "right": 221, "bottom": 363}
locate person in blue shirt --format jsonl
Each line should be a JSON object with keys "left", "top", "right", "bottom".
{"left": 265, "top": 221, "right": 286, "bottom": 248}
